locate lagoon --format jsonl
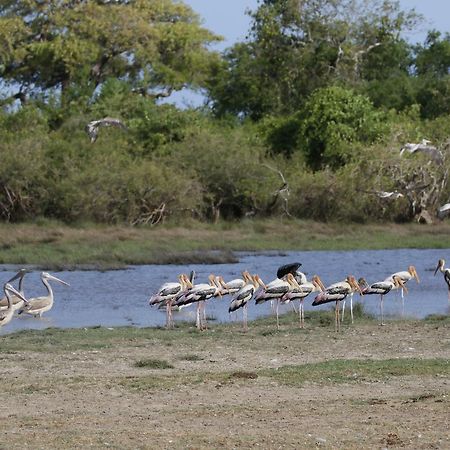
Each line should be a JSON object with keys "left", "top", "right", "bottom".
{"left": 2, "top": 248, "right": 449, "bottom": 333}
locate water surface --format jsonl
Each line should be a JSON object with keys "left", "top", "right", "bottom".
{"left": 2, "top": 248, "right": 449, "bottom": 333}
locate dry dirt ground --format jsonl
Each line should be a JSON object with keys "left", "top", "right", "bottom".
{"left": 0, "top": 314, "right": 449, "bottom": 449}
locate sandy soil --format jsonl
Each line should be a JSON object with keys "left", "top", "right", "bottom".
{"left": 0, "top": 318, "right": 449, "bottom": 449}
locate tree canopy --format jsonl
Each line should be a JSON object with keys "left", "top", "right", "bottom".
{"left": 0, "top": 0, "right": 222, "bottom": 106}
{"left": 1, "top": 0, "right": 450, "bottom": 225}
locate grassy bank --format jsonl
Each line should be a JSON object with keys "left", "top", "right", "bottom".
{"left": 1, "top": 314, "right": 448, "bottom": 448}
{"left": 0, "top": 219, "right": 450, "bottom": 269}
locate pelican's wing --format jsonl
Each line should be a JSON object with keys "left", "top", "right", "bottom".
{"left": 0, "top": 295, "right": 22, "bottom": 308}
{"left": 438, "top": 203, "right": 450, "bottom": 219}
{"left": 19, "top": 297, "right": 51, "bottom": 312}
{"left": 86, "top": 117, "right": 126, "bottom": 143}
{"left": 400, "top": 142, "right": 444, "bottom": 164}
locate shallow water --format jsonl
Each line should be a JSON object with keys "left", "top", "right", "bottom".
{"left": 1, "top": 248, "right": 449, "bottom": 333}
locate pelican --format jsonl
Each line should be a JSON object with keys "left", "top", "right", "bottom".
{"left": 434, "top": 259, "right": 450, "bottom": 300}
{"left": 149, "top": 274, "right": 192, "bottom": 328}
{"left": 385, "top": 266, "right": 419, "bottom": 315}
{"left": 399, "top": 139, "right": 443, "bottom": 165}
{"left": 86, "top": 117, "right": 127, "bottom": 143}
{"left": 359, "top": 276, "right": 406, "bottom": 325}
{"left": 312, "top": 276, "right": 362, "bottom": 332}
{"left": 254, "top": 273, "right": 301, "bottom": 330}
{"left": 375, "top": 191, "right": 404, "bottom": 200}
{"left": 0, "top": 283, "right": 28, "bottom": 329}
{"left": 0, "top": 269, "right": 28, "bottom": 311}
{"left": 280, "top": 275, "right": 325, "bottom": 328}
{"left": 437, "top": 203, "right": 450, "bottom": 220}
{"left": 174, "top": 274, "right": 221, "bottom": 330}
{"left": 229, "top": 274, "right": 265, "bottom": 331}
{"left": 17, "top": 272, "right": 69, "bottom": 318}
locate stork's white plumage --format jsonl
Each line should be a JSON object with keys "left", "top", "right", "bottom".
{"left": 229, "top": 273, "right": 264, "bottom": 331}
{"left": 384, "top": 265, "right": 419, "bottom": 315}
{"left": 219, "top": 272, "right": 250, "bottom": 295}
{"left": 359, "top": 276, "right": 406, "bottom": 325}
{"left": 312, "top": 276, "right": 362, "bottom": 331}
{"left": 254, "top": 274, "right": 300, "bottom": 330}
{"left": 174, "top": 274, "right": 221, "bottom": 330}
{"left": 280, "top": 275, "right": 325, "bottom": 328}
{"left": 149, "top": 274, "right": 192, "bottom": 328}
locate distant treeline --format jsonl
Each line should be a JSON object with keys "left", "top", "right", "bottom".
{"left": 0, "top": 0, "right": 449, "bottom": 224}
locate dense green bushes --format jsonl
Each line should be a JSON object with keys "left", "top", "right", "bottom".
{"left": 0, "top": 96, "right": 449, "bottom": 225}
{"left": 1, "top": 1, "right": 450, "bottom": 226}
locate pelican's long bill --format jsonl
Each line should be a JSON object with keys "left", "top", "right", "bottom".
{"left": 7, "top": 268, "right": 29, "bottom": 284}
{"left": 4, "top": 283, "right": 28, "bottom": 303}
{"left": 44, "top": 273, "right": 70, "bottom": 287}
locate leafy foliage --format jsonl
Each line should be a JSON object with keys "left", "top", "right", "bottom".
{"left": 0, "top": 0, "right": 449, "bottom": 226}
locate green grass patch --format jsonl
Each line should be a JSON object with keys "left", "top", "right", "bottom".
{"left": 120, "top": 357, "right": 448, "bottom": 392}
{"left": 134, "top": 358, "right": 174, "bottom": 369}
{"left": 0, "top": 219, "right": 450, "bottom": 268}
{"left": 261, "top": 358, "right": 449, "bottom": 386}
{"left": 424, "top": 314, "right": 450, "bottom": 323}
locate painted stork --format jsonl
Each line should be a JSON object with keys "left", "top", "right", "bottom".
{"left": 17, "top": 272, "right": 69, "bottom": 318}
{"left": 359, "top": 276, "right": 406, "bottom": 325}
{"left": 385, "top": 266, "right": 419, "bottom": 315}
{"left": 280, "top": 275, "right": 326, "bottom": 328}
{"left": 312, "top": 276, "right": 362, "bottom": 332}
{"left": 149, "top": 274, "right": 192, "bottom": 328}
{"left": 229, "top": 274, "right": 265, "bottom": 331}
{"left": 434, "top": 259, "right": 450, "bottom": 300}
{"left": 218, "top": 271, "right": 251, "bottom": 295}
{"left": 254, "top": 273, "right": 301, "bottom": 330}
{"left": 174, "top": 274, "right": 221, "bottom": 330}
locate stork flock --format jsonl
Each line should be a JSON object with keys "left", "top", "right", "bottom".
{"left": 0, "top": 258, "right": 448, "bottom": 332}
{"left": 149, "top": 259, "right": 450, "bottom": 332}
{"left": 0, "top": 270, "right": 69, "bottom": 330}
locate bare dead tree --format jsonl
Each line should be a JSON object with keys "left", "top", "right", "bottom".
{"left": 382, "top": 163, "right": 449, "bottom": 224}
